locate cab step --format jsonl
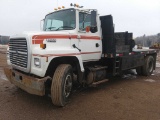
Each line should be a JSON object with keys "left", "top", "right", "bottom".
{"left": 90, "top": 79, "right": 109, "bottom": 87}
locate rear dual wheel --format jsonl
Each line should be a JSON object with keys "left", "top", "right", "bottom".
{"left": 136, "top": 56, "right": 154, "bottom": 76}
{"left": 51, "top": 64, "right": 73, "bottom": 106}
{"left": 142, "top": 56, "right": 154, "bottom": 76}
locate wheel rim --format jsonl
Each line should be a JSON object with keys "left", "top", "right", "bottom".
{"left": 148, "top": 60, "right": 153, "bottom": 73}
{"left": 64, "top": 74, "right": 72, "bottom": 98}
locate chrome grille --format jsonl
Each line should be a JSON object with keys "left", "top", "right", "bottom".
{"left": 9, "top": 38, "right": 28, "bottom": 68}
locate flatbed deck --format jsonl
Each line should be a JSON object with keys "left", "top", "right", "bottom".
{"left": 133, "top": 48, "right": 157, "bottom": 52}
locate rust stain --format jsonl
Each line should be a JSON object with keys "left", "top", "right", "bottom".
{"left": 3, "top": 67, "right": 51, "bottom": 96}
{"left": 23, "top": 78, "right": 32, "bottom": 86}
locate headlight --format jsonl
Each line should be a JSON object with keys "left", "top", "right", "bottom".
{"left": 34, "top": 58, "right": 41, "bottom": 68}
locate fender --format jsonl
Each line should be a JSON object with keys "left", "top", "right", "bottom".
{"left": 31, "top": 52, "right": 84, "bottom": 77}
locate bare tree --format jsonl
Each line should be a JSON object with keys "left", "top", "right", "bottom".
{"left": 135, "top": 33, "right": 160, "bottom": 47}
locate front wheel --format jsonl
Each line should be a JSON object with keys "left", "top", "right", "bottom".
{"left": 51, "top": 64, "right": 73, "bottom": 106}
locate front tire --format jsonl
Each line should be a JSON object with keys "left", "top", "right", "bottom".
{"left": 51, "top": 64, "right": 73, "bottom": 106}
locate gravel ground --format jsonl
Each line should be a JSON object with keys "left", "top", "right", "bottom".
{"left": 0, "top": 47, "right": 160, "bottom": 120}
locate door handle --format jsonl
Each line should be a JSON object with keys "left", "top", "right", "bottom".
{"left": 96, "top": 43, "right": 100, "bottom": 47}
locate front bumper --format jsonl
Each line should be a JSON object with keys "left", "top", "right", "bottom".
{"left": 4, "top": 67, "right": 51, "bottom": 96}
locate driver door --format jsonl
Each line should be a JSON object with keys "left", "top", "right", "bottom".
{"left": 78, "top": 12, "right": 101, "bottom": 62}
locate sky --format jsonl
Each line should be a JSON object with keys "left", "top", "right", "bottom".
{"left": 0, "top": 0, "right": 160, "bottom": 38}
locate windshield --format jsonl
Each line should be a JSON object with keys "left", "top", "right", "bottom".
{"left": 43, "top": 9, "right": 76, "bottom": 31}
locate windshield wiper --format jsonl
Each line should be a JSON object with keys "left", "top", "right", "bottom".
{"left": 56, "top": 26, "right": 74, "bottom": 31}
{"left": 45, "top": 27, "right": 56, "bottom": 31}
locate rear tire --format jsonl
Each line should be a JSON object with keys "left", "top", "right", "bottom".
{"left": 51, "top": 64, "right": 73, "bottom": 106}
{"left": 142, "top": 56, "right": 154, "bottom": 76}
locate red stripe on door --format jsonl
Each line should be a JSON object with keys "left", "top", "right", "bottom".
{"left": 80, "top": 35, "right": 100, "bottom": 40}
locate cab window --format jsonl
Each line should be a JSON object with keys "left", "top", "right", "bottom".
{"left": 79, "top": 12, "right": 91, "bottom": 31}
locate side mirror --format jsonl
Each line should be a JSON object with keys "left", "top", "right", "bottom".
{"left": 40, "top": 19, "right": 44, "bottom": 31}
{"left": 90, "top": 10, "right": 97, "bottom": 33}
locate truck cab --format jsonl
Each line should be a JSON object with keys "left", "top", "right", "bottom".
{"left": 41, "top": 7, "right": 102, "bottom": 64}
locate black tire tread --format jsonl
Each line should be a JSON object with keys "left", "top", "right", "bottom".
{"left": 142, "top": 56, "right": 154, "bottom": 76}
{"left": 51, "top": 64, "right": 72, "bottom": 106}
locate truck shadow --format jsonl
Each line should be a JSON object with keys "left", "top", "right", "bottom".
{"left": 9, "top": 74, "right": 136, "bottom": 109}
{"left": 6, "top": 69, "right": 159, "bottom": 111}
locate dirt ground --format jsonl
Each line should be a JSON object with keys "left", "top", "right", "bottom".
{"left": 0, "top": 47, "right": 160, "bottom": 120}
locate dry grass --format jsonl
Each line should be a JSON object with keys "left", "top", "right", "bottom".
{"left": 0, "top": 47, "right": 8, "bottom": 67}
